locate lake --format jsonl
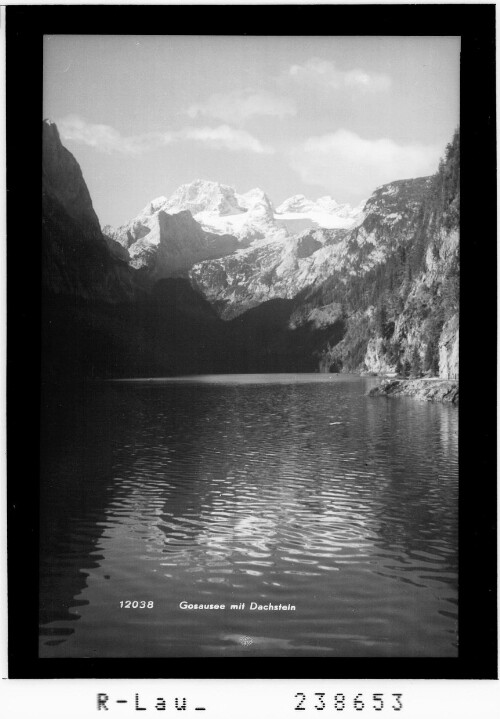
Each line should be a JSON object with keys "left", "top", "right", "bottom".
{"left": 39, "top": 374, "right": 458, "bottom": 658}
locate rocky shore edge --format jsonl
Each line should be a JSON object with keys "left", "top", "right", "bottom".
{"left": 368, "top": 378, "right": 459, "bottom": 404}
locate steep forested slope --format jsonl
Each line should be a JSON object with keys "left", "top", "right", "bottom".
{"left": 289, "top": 130, "right": 460, "bottom": 378}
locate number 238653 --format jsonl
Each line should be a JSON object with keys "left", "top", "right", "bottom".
{"left": 294, "top": 693, "right": 403, "bottom": 712}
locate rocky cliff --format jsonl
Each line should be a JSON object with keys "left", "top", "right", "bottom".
{"left": 117, "top": 209, "right": 238, "bottom": 280}
{"left": 103, "top": 201, "right": 239, "bottom": 281}
{"left": 368, "top": 378, "right": 459, "bottom": 403}
{"left": 42, "top": 120, "right": 139, "bottom": 302}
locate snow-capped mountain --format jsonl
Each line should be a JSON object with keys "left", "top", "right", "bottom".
{"left": 275, "top": 194, "right": 364, "bottom": 229}
{"left": 102, "top": 184, "right": 242, "bottom": 278}
{"left": 195, "top": 185, "right": 288, "bottom": 243}
{"left": 103, "top": 180, "right": 364, "bottom": 257}
{"left": 189, "top": 178, "right": 431, "bottom": 320}
{"left": 165, "top": 179, "right": 245, "bottom": 217}
{"left": 177, "top": 182, "right": 364, "bottom": 236}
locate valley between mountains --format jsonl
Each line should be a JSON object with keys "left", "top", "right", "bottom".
{"left": 42, "top": 120, "right": 459, "bottom": 388}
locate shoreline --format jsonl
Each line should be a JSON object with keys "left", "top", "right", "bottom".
{"left": 368, "top": 378, "right": 459, "bottom": 404}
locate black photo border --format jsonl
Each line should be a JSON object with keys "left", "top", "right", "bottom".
{"left": 6, "top": 3, "right": 497, "bottom": 679}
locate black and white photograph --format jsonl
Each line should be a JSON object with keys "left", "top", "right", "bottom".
{"left": 5, "top": 3, "right": 497, "bottom": 691}
{"left": 39, "top": 31, "right": 462, "bottom": 661}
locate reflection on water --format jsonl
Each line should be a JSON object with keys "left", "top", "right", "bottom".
{"left": 40, "top": 374, "right": 458, "bottom": 657}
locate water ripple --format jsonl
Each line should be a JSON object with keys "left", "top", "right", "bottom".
{"left": 40, "top": 375, "right": 458, "bottom": 657}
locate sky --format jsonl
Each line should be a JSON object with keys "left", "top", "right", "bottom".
{"left": 43, "top": 35, "right": 460, "bottom": 227}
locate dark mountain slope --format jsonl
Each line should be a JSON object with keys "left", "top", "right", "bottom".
{"left": 42, "top": 279, "right": 238, "bottom": 380}
{"left": 42, "top": 120, "right": 139, "bottom": 302}
{"left": 227, "top": 298, "right": 345, "bottom": 373}
{"left": 41, "top": 121, "right": 239, "bottom": 380}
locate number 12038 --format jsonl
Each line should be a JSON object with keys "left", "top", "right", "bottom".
{"left": 119, "top": 600, "right": 154, "bottom": 609}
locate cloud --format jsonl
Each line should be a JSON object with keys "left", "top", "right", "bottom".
{"left": 289, "top": 58, "right": 391, "bottom": 93}
{"left": 187, "top": 90, "right": 296, "bottom": 124}
{"left": 289, "top": 129, "right": 441, "bottom": 199}
{"left": 56, "top": 115, "right": 273, "bottom": 155}
{"left": 181, "top": 125, "right": 274, "bottom": 153}
{"left": 56, "top": 115, "right": 171, "bottom": 154}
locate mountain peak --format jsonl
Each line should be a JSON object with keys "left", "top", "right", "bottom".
{"left": 165, "top": 179, "right": 245, "bottom": 217}
{"left": 276, "top": 195, "right": 313, "bottom": 214}
{"left": 236, "top": 187, "right": 272, "bottom": 210}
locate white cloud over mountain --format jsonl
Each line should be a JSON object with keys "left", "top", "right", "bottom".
{"left": 289, "top": 129, "right": 442, "bottom": 198}
{"left": 181, "top": 125, "right": 274, "bottom": 153}
{"left": 57, "top": 115, "right": 273, "bottom": 155}
{"left": 187, "top": 90, "right": 296, "bottom": 124}
{"left": 56, "top": 115, "right": 170, "bottom": 154}
{"left": 289, "top": 58, "right": 392, "bottom": 93}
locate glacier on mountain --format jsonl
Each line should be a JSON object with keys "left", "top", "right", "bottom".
{"left": 275, "top": 194, "right": 364, "bottom": 229}
{"left": 103, "top": 179, "right": 364, "bottom": 256}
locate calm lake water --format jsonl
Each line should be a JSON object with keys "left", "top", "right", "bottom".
{"left": 40, "top": 374, "right": 458, "bottom": 658}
